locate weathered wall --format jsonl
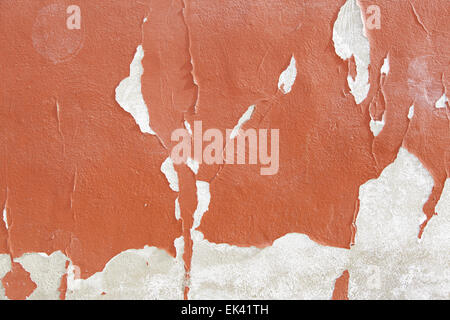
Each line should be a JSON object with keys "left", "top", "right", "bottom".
{"left": 0, "top": 0, "right": 448, "bottom": 300}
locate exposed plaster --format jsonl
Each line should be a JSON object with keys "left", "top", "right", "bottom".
{"left": 161, "top": 157, "right": 179, "bottom": 192}
{"left": 333, "top": 0, "right": 370, "bottom": 104}
{"left": 115, "top": 45, "right": 155, "bottom": 135}
{"left": 230, "top": 105, "right": 256, "bottom": 140}
{"left": 278, "top": 55, "right": 297, "bottom": 94}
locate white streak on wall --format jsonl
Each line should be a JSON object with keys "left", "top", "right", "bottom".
{"left": 435, "top": 93, "right": 448, "bottom": 109}
{"left": 191, "top": 181, "right": 211, "bottom": 231}
{"left": 278, "top": 55, "right": 297, "bottom": 94}
{"left": 230, "top": 105, "right": 255, "bottom": 139}
{"left": 115, "top": 45, "right": 155, "bottom": 135}
{"left": 369, "top": 112, "right": 385, "bottom": 137}
{"left": 2, "top": 208, "right": 7, "bottom": 230}
{"left": 175, "top": 197, "right": 181, "bottom": 220}
{"left": 333, "top": 0, "right": 370, "bottom": 104}
{"left": 380, "top": 56, "right": 390, "bottom": 75}
{"left": 161, "top": 157, "right": 179, "bottom": 192}
{"left": 408, "top": 105, "right": 415, "bottom": 119}
{"left": 186, "top": 157, "right": 199, "bottom": 175}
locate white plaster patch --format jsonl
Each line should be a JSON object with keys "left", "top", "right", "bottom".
{"left": 369, "top": 112, "right": 385, "bottom": 137}
{"left": 230, "top": 105, "right": 255, "bottom": 139}
{"left": 161, "top": 157, "right": 179, "bottom": 192}
{"left": 189, "top": 231, "right": 349, "bottom": 299}
{"left": 66, "top": 245, "right": 184, "bottom": 299}
{"left": 175, "top": 197, "right": 181, "bottom": 220}
{"left": 115, "top": 45, "right": 155, "bottom": 135}
{"left": 278, "top": 55, "right": 297, "bottom": 94}
{"left": 435, "top": 93, "right": 448, "bottom": 109}
{"left": 186, "top": 157, "right": 199, "bottom": 175}
{"left": 189, "top": 147, "right": 449, "bottom": 300}
{"left": 16, "top": 251, "right": 67, "bottom": 300}
{"left": 380, "top": 56, "right": 390, "bottom": 75}
{"left": 191, "top": 181, "right": 211, "bottom": 231}
{"left": 408, "top": 105, "right": 415, "bottom": 119}
{"left": 349, "top": 148, "right": 450, "bottom": 299}
{"left": 333, "top": 0, "right": 370, "bottom": 104}
{"left": 2, "top": 208, "right": 7, "bottom": 230}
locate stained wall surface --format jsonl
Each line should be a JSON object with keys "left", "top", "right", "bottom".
{"left": 0, "top": 0, "right": 448, "bottom": 300}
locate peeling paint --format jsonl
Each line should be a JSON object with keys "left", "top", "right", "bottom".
{"left": 435, "top": 93, "right": 448, "bottom": 109}
{"left": 278, "top": 55, "right": 297, "bottom": 94}
{"left": 0, "top": 0, "right": 448, "bottom": 300}
{"left": 161, "top": 157, "right": 180, "bottom": 192}
{"left": 116, "top": 45, "right": 155, "bottom": 135}
{"left": 230, "top": 105, "right": 256, "bottom": 140}
{"left": 333, "top": 0, "right": 370, "bottom": 104}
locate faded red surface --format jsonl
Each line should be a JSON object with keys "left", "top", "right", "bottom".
{"left": 0, "top": 0, "right": 448, "bottom": 299}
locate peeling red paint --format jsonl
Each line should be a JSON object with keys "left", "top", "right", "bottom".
{"left": 332, "top": 270, "right": 350, "bottom": 300}
{"left": 0, "top": 0, "right": 448, "bottom": 299}
{"left": 359, "top": 0, "right": 449, "bottom": 236}
{"left": 0, "top": 1, "right": 181, "bottom": 281}
{"left": 58, "top": 260, "right": 70, "bottom": 300}
{"left": 2, "top": 262, "right": 37, "bottom": 300}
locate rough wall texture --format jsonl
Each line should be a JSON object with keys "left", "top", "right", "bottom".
{"left": 0, "top": 0, "right": 448, "bottom": 300}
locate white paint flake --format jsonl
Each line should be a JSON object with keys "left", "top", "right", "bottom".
{"left": 230, "top": 105, "right": 255, "bottom": 139}
{"left": 278, "top": 55, "right": 297, "bottom": 94}
{"left": 369, "top": 112, "right": 385, "bottom": 137}
{"left": 2, "top": 208, "right": 7, "bottom": 230}
{"left": 191, "top": 181, "right": 211, "bottom": 231}
{"left": 161, "top": 157, "right": 179, "bottom": 192}
{"left": 115, "top": 45, "right": 155, "bottom": 135}
{"left": 333, "top": 0, "right": 370, "bottom": 104}
{"left": 174, "top": 197, "right": 181, "bottom": 220}
{"left": 408, "top": 105, "right": 415, "bottom": 119}
{"left": 380, "top": 56, "right": 390, "bottom": 75}
{"left": 435, "top": 93, "right": 448, "bottom": 109}
{"left": 186, "top": 157, "right": 199, "bottom": 175}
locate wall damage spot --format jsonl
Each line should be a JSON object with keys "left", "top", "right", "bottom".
{"left": 435, "top": 93, "right": 448, "bottom": 109}
{"left": 0, "top": 0, "right": 448, "bottom": 300}
{"left": 161, "top": 157, "right": 180, "bottom": 192}
{"left": 278, "top": 56, "right": 297, "bottom": 94}
{"left": 333, "top": 0, "right": 370, "bottom": 104}
{"left": 116, "top": 45, "right": 155, "bottom": 135}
